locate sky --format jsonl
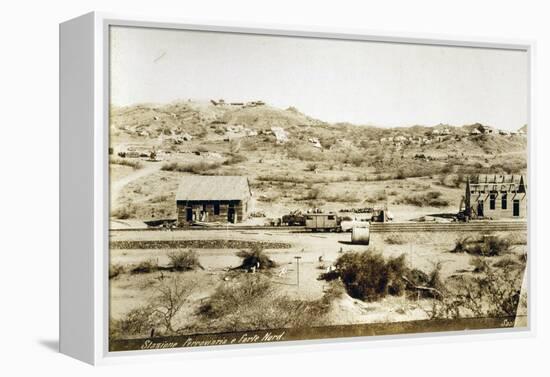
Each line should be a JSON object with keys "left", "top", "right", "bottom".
{"left": 110, "top": 26, "right": 528, "bottom": 131}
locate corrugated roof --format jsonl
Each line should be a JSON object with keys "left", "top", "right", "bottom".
{"left": 472, "top": 174, "right": 523, "bottom": 184}
{"left": 176, "top": 176, "right": 251, "bottom": 201}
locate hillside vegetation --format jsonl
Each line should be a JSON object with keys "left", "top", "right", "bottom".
{"left": 109, "top": 100, "right": 527, "bottom": 220}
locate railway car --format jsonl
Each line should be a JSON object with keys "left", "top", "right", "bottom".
{"left": 305, "top": 212, "right": 340, "bottom": 232}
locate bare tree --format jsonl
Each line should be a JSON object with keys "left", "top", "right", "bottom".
{"left": 150, "top": 276, "right": 194, "bottom": 334}
{"left": 426, "top": 264, "right": 524, "bottom": 320}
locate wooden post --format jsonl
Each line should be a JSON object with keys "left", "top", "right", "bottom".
{"left": 294, "top": 256, "right": 302, "bottom": 287}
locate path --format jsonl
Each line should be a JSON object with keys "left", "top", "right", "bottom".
{"left": 111, "top": 162, "right": 163, "bottom": 207}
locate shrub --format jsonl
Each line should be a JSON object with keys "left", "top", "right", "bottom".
{"left": 452, "top": 237, "right": 470, "bottom": 253}
{"left": 110, "top": 158, "right": 143, "bottom": 169}
{"left": 306, "top": 163, "right": 318, "bottom": 172}
{"left": 257, "top": 193, "right": 280, "bottom": 202}
{"left": 427, "top": 263, "right": 445, "bottom": 294}
{"left": 485, "top": 237, "right": 511, "bottom": 256}
{"left": 235, "top": 245, "right": 276, "bottom": 270}
{"left": 492, "top": 255, "right": 523, "bottom": 269}
{"left": 295, "top": 187, "right": 320, "bottom": 201}
{"left": 393, "top": 165, "right": 434, "bottom": 179}
{"left": 427, "top": 265, "right": 523, "bottom": 319}
{"left": 438, "top": 173, "right": 464, "bottom": 188}
{"left": 385, "top": 235, "right": 405, "bottom": 245}
{"left": 286, "top": 143, "right": 324, "bottom": 162}
{"left": 150, "top": 276, "right": 196, "bottom": 334}
{"left": 257, "top": 174, "right": 333, "bottom": 184}
{"left": 321, "top": 191, "right": 360, "bottom": 203}
{"left": 341, "top": 152, "right": 366, "bottom": 167}
{"left": 365, "top": 190, "right": 387, "bottom": 202}
{"left": 321, "top": 251, "right": 408, "bottom": 301}
{"left": 131, "top": 259, "right": 158, "bottom": 274}
{"left": 110, "top": 275, "right": 198, "bottom": 339}
{"left": 109, "top": 264, "right": 125, "bottom": 279}
{"left": 149, "top": 194, "right": 171, "bottom": 203}
{"left": 470, "top": 256, "right": 489, "bottom": 273}
{"left": 451, "top": 236, "right": 510, "bottom": 257}
{"left": 407, "top": 268, "right": 430, "bottom": 286}
{"left": 197, "top": 274, "right": 336, "bottom": 332}
{"left": 199, "top": 274, "right": 273, "bottom": 319}
{"left": 397, "top": 190, "right": 449, "bottom": 207}
{"left": 110, "top": 306, "right": 156, "bottom": 339}
{"left": 161, "top": 161, "right": 221, "bottom": 174}
{"left": 167, "top": 250, "right": 201, "bottom": 271}
{"left": 111, "top": 203, "right": 138, "bottom": 219}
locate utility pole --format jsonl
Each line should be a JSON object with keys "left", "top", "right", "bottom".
{"left": 294, "top": 256, "right": 302, "bottom": 287}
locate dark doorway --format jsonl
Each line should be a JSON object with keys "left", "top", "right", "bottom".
{"left": 477, "top": 200, "right": 484, "bottom": 217}
{"left": 186, "top": 207, "right": 193, "bottom": 222}
{"left": 513, "top": 199, "right": 520, "bottom": 217}
{"left": 228, "top": 207, "right": 235, "bottom": 223}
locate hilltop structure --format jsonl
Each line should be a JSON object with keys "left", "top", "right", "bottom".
{"left": 176, "top": 176, "right": 252, "bottom": 225}
{"left": 465, "top": 174, "right": 527, "bottom": 219}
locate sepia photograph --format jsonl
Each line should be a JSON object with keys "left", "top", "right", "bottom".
{"left": 107, "top": 25, "right": 528, "bottom": 352}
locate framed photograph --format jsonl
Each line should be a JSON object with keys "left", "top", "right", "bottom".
{"left": 60, "top": 12, "right": 533, "bottom": 364}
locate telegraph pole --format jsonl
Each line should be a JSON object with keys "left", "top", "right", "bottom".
{"left": 294, "top": 256, "right": 302, "bottom": 287}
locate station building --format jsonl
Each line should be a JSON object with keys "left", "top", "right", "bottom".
{"left": 176, "top": 176, "right": 251, "bottom": 225}
{"left": 465, "top": 174, "right": 527, "bottom": 219}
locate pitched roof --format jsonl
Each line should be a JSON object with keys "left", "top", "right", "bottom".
{"left": 176, "top": 176, "right": 251, "bottom": 201}
{"left": 471, "top": 174, "right": 523, "bottom": 184}
{"left": 469, "top": 174, "right": 526, "bottom": 193}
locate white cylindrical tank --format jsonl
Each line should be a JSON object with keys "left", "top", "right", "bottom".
{"left": 351, "top": 226, "right": 370, "bottom": 244}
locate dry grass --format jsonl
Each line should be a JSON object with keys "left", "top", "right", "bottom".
{"left": 167, "top": 250, "right": 202, "bottom": 271}
{"left": 427, "top": 264, "right": 524, "bottom": 319}
{"left": 451, "top": 236, "right": 511, "bottom": 257}
{"left": 110, "top": 158, "right": 143, "bottom": 169}
{"left": 109, "top": 264, "right": 125, "bottom": 279}
{"left": 196, "top": 274, "right": 340, "bottom": 333}
{"left": 222, "top": 154, "right": 247, "bottom": 165}
{"left": 111, "top": 203, "right": 138, "bottom": 219}
{"left": 396, "top": 190, "right": 449, "bottom": 207}
{"left": 161, "top": 161, "right": 221, "bottom": 174}
{"left": 131, "top": 259, "right": 158, "bottom": 274}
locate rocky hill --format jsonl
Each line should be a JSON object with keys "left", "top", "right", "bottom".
{"left": 111, "top": 100, "right": 527, "bottom": 160}
{"left": 109, "top": 100, "right": 528, "bottom": 222}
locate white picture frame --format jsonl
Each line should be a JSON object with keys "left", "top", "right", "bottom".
{"left": 60, "top": 11, "right": 535, "bottom": 365}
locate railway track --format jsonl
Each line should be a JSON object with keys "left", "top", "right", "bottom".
{"left": 110, "top": 225, "right": 307, "bottom": 232}
{"left": 369, "top": 221, "right": 527, "bottom": 233}
{"left": 110, "top": 221, "right": 526, "bottom": 233}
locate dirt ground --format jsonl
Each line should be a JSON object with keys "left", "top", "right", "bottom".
{"left": 108, "top": 101, "right": 528, "bottom": 336}
{"left": 110, "top": 228, "right": 527, "bottom": 328}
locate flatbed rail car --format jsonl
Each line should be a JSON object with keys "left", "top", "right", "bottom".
{"left": 305, "top": 213, "right": 341, "bottom": 232}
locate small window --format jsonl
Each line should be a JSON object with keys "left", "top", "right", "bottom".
{"left": 328, "top": 215, "right": 335, "bottom": 220}
{"left": 501, "top": 193, "right": 507, "bottom": 210}
{"left": 489, "top": 194, "right": 496, "bottom": 210}
{"left": 214, "top": 203, "right": 220, "bottom": 215}
{"left": 306, "top": 216, "right": 314, "bottom": 220}
{"left": 513, "top": 199, "right": 520, "bottom": 217}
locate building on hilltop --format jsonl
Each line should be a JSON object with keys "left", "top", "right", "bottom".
{"left": 464, "top": 174, "right": 527, "bottom": 219}
{"left": 176, "top": 176, "right": 252, "bottom": 225}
